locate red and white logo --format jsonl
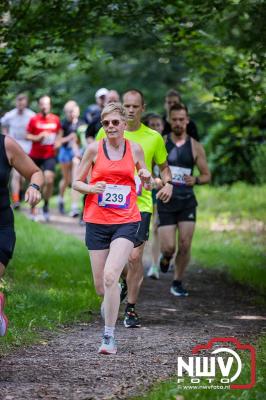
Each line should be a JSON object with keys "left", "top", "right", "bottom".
{"left": 177, "top": 337, "right": 256, "bottom": 390}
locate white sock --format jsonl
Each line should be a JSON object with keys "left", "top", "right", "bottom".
{"left": 58, "top": 195, "right": 64, "bottom": 203}
{"left": 104, "top": 326, "right": 115, "bottom": 338}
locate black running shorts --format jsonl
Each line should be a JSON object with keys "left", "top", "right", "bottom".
{"left": 31, "top": 157, "right": 56, "bottom": 172}
{"left": 157, "top": 194, "right": 197, "bottom": 226}
{"left": 135, "top": 212, "right": 152, "bottom": 244}
{"left": 157, "top": 206, "right": 197, "bottom": 226}
{"left": 85, "top": 221, "right": 141, "bottom": 250}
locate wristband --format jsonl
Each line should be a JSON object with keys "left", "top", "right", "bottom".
{"left": 195, "top": 177, "right": 201, "bottom": 185}
{"left": 29, "top": 183, "right": 41, "bottom": 191}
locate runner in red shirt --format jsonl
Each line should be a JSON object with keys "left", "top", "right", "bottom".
{"left": 73, "top": 102, "right": 151, "bottom": 355}
{"left": 27, "top": 95, "right": 62, "bottom": 221}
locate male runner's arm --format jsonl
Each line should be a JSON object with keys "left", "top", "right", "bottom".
{"left": 72, "top": 141, "right": 106, "bottom": 195}
{"left": 184, "top": 140, "right": 211, "bottom": 186}
{"left": 156, "top": 162, "right": 173, "bottom": 203}
{"left": 5, "top": 136, "right": 43, "bottom": 206}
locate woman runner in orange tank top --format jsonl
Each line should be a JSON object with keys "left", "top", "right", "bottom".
{"left": 73, "top": 102, "right": 151, "bottom": 355}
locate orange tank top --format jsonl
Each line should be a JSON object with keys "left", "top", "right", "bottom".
{"left": 83, "top": 139, "right": 141, "bottom": 224}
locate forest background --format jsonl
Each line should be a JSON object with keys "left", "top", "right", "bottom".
{"left": 0, "top": 0, "right": 265, "bottom": 185}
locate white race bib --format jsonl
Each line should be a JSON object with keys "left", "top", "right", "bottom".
{"left": 42, "top": 133, "right": 56, "bottom": 145}
{"left": 98, "top": 184, "right": 131, "bottom": 209}
{"left": 134, "top": 175, "right": 142, "bottom": 196}
{"left": 170, "top": 166, "right": 191, "bottom": 185}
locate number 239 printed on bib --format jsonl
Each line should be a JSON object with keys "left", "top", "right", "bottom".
{"left": 98, "top": 184, "right": 131, "bottom": 209}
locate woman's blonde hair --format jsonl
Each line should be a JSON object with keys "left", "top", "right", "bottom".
{"left": 101, "top": 102, "right": 127, "bottom": 121}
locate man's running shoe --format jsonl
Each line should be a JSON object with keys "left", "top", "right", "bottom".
{"left": 147, "top": 264, "right": 160, "bottom": 280}
{"left": 170, "top": 281, "right": 189, "bottom": 297}
{"left": 0, "top": 292, "right": 8, "bottom": 336}
{"left": 119, "top": 278, "right": 128, "bottom": 303}
{"left": 124, "top": 307, "right": 141, "bottom": 328}
{"left": 69, "top": 209, "right": 80, "bottom": 218}
{"left": 160, "top": 254, "right": 172, "bottom": 273}
{"left": 42, "top": 204, "right": 50, "bottom": 222}
{"left": 98, "top": 335, "right": 117, "bottom": 355}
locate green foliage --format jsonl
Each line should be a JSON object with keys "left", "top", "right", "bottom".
{"left": 1, "top": 1, "right": 266, "bottom": 183}
{"left": 251, "top": 144, "right": 266, "bottom": 184}
{"left": 0, "top": 213, "right": 99, "bottom": 354}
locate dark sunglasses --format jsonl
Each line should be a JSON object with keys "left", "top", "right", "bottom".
{"left": 101, "top": 119, "right": 121, "bottom": 128}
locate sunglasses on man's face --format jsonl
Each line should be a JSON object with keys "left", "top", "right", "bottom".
{"left": 101, "top": 119, "right": 121, "bottom": 128}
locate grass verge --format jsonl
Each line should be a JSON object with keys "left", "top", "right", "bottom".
{"left": 133, "top": 336, "right": 266, "bottom": 400}
{"left": 0, "top": 212, "right": 99, "bottom": 355}
{"left": 193, "top": 182, "right": 266, "bottom": 294}
{"left": 135, "top": 183, "right": 266, "bottom": 399}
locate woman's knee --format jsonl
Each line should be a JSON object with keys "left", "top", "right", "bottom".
{"left": 104, "top": 270, "right": 116, "bottom": 288}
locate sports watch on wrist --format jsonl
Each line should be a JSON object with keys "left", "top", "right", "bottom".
{"left": 29, "top": 183, "right": 41, "bottom": 191}
{"left": 195, "top": 177, "right": 201, "bottom": 185}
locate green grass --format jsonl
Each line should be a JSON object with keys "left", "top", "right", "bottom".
{"left": 192, "top": 182, "right": 266, "bottom": 294}
{"left": 0, "top": 213, "right": 99, "bottom": 354}
{"left": 194, "top": 182, "right": 266, "bottom": 221}
{"left": 134, "top": 334, "right": 266, "bottom": 400}
{"left": 135, "top": 183, "right": 266, "bottom": 399}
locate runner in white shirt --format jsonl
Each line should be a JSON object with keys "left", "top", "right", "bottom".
{"left": 1, "top": 94, "right": 35, "bottom": 209}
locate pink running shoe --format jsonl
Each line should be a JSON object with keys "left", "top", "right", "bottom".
{"left": 0, "top": 292, "right": 8, "bottom": 336}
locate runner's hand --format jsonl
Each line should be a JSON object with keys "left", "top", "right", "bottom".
{"left": 154, "top": 177, "right": 163, "bottom": 190}
{"left": 90, "top": 181, "right": 106, "bottom": 193}
{"left": 184, "top": 175, "right": 196, "bottom": 186}
{"left": 156, "top": 182, "right": 173, "bottom": 203}
{"left": 138, "top": 168, "right": 151, "bottom": 183}
{"left": 25, "top": 187, "right": 42, "bottom": 207}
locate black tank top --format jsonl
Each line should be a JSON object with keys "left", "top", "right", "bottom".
{"left": 0, "top": 134, "right": 13, "bottom": 226}
{"left": 166, "top": 135, "right": 195, "bottom": 198}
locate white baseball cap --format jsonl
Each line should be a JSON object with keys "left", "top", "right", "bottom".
{"left": 95, "top": 88, "right": 109, "bottom": 98}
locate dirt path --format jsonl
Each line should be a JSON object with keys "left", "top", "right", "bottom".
{"left": 0, "top": 211, "right": 266, "bottom": 400}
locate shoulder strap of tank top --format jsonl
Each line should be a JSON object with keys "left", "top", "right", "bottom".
{"left": 102, "top": 138, "right": 127, "bottom": 160}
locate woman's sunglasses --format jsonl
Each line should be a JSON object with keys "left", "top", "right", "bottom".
{"left": 101, "top": 119, "right": 121, "bottom": 128}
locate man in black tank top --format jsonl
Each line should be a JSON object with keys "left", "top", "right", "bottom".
{"left": 157, "top": 104, "right": 211, "bottom": 296}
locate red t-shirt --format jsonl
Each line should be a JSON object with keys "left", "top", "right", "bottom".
{"left": 83, "top": 139, "right": 141, "bottom": 224}
{"left": 27, "top": 113, "right": 61, "bottom": 159}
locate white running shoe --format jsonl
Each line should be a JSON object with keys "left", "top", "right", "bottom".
{"left": 147, "top": 265, "right": 160, "bottom": 280}
{"left": 98, "top": 335, "right": 117, "bottom": 355}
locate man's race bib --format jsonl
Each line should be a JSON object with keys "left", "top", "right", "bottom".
{"left": 134, "top": 175, "right": 142, "bottom": 196}
{"left": 170, "top": 166, "right": 191, "bottom": 185}
{"left": 42, "top": 133, "right": 56, "bottom": 145}
{"left": 98, "top": 184, "right": 131, "bottom": 209}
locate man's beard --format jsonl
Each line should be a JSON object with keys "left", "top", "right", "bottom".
{"left": 172, "top": 127, "right": 183, "bottom": 136}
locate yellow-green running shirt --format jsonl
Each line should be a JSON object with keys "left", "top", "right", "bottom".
{"left": 96, "top": 124, "right": 167, "bottom": 213}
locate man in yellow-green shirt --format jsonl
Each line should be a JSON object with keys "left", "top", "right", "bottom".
{"left": 97, "top": 89, "right": 172, "bottom": 328}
